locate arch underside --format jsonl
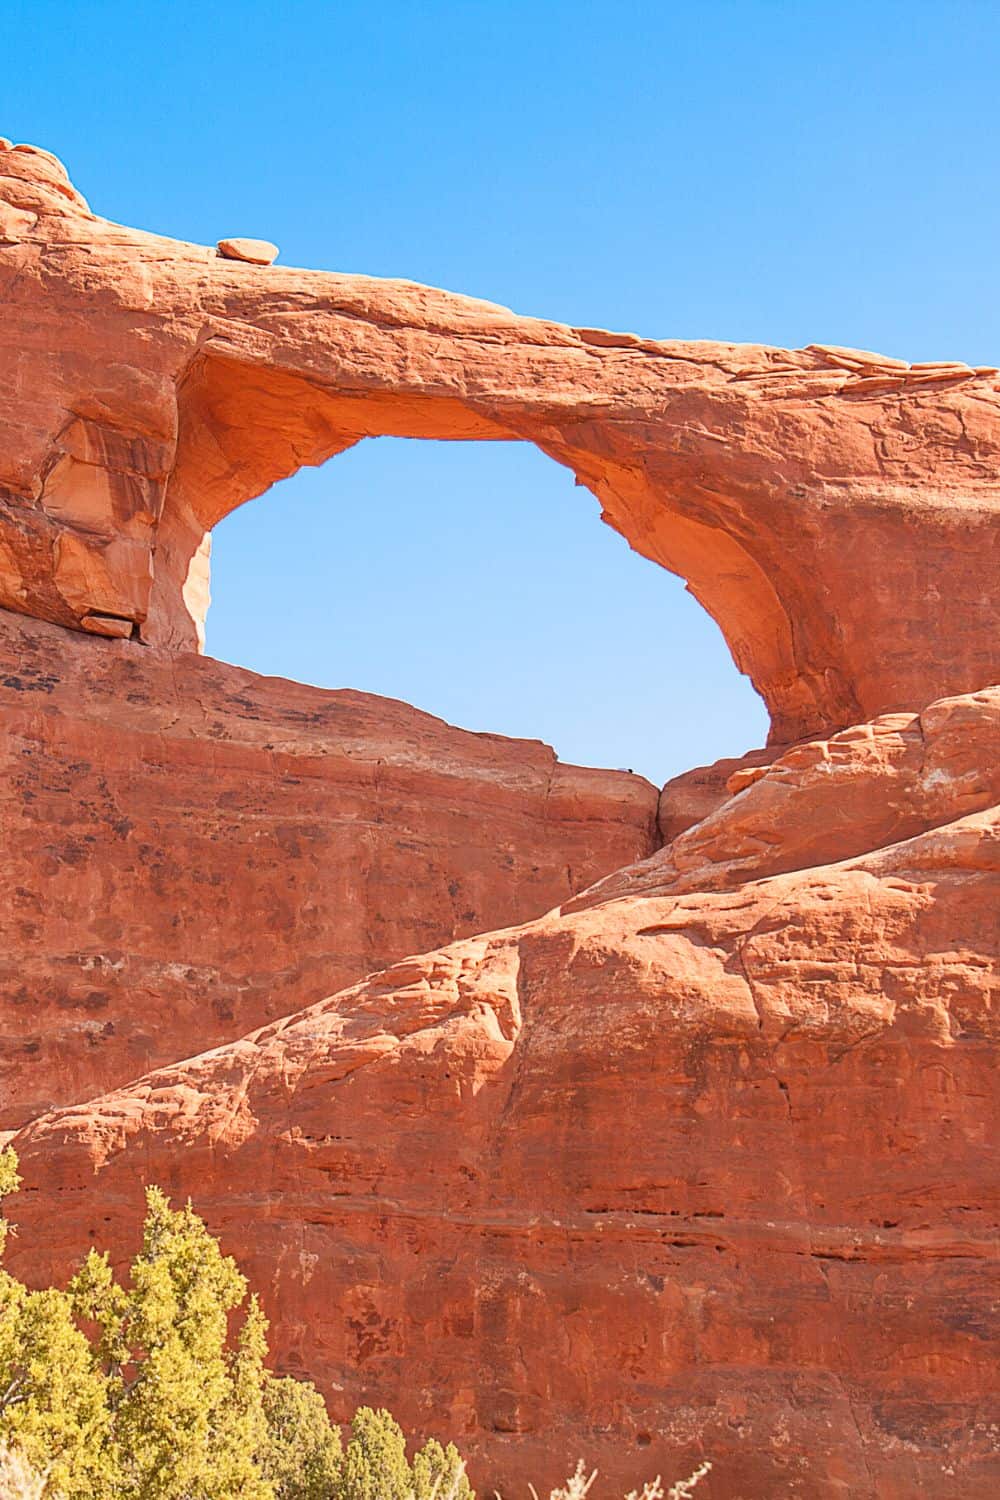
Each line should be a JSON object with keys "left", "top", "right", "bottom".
{"left": 154, "top": 351, "right": 847, "bottom": 746}
{"left": 5, "top": 134, "right": 997, "bottom": 751}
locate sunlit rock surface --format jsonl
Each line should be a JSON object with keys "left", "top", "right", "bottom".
{"left": 1, "top": 141, "right": 998, "bottom": 1497}
{"left": 0, "top": 608, "right": 657, "bottom": 1128}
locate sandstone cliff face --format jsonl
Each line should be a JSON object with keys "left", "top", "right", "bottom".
{"left": 1, "top": 141, "right": 998, "bottom": 1499}
{"left": 0, "top": 608, "right": 657, "bottom": 1129}
{"left": 8, "top": 692, "right": 998, "bottom": 1498}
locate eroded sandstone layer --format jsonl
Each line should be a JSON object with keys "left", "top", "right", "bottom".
{"left": 0, "top": 608, "right": 656, "bottom": 1129}
{"left": 1, "top": 141, "right": 998, "bottom": 1498}
{"left": 9, "top": 694, "right": 999, "bottom": 1498}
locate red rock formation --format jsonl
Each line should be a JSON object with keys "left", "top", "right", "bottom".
{"left": 587, "top": 689, "right": 1000, "bottom": 907}
{"left": 1, "top": 142, "right": 998, "bottom": 1498}
{"left": 657, "top": 747, "right": 778, "bottom": 843}
{"left": 0, "top": 608, "right": 657, "bottom": 1129}
{"left": 8, "top": 715, "right": 998, "bottom": 1496}
{"left": 2, "top": 140, "right": 999, "bottom": 742}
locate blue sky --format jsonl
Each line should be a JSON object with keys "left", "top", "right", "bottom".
{"left": 5, "top": 1, "right": 998, "bottom": 782}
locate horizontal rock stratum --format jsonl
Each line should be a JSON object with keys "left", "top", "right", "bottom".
{"left": 0, "top": 608, "right": 658, "bottom": 1130}
{"left": 1, "top": 141, "right": 998, "bottom": 1498}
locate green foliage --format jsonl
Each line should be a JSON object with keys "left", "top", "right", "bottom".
{"left": 260, "top": 1377, "right": 342, "bottom": 1500}
{"left": 337, "top": 1410, "right": 471, "bottom": 1500}
{"left": 85, "top": 1188, "right": 274, "bottom": 1499}
{"left": 0, "top": 1274, "right": 110, "bottom": 1496}
{"left": 411, "top": 1436, "right": 473, "bottom": 1500}
{"left": 0, "top": 1146, "right": 21, "bottom": 1258}
{"left": 0, "top": 1153, "right": 474, "bottom": 1500}
{"left": 339, "top": 1408, "right": 412, "bottom": 1500}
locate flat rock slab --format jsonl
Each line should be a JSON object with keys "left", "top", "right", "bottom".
{"left": 216, "top": 236, "right": 279, "bottom": 264}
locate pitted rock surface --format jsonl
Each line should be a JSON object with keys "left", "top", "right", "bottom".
{"left": 1, "top": 143, "right": 998, "bottom": 1498}
{"left": 0, "top": 609, "right": 657, "bottom": 1129}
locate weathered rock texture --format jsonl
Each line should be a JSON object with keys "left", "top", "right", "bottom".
{"left": 1, "top": 142, "right": 998, "bottom": 1498}
{"left": 0, "top": 608, "right": 657, "bottom": 1129}
{"left": 9, "top": 700, "right": 998, "bottom": 1497}
{"left": 2, "top": 140, "right": 999, "bottom": 743}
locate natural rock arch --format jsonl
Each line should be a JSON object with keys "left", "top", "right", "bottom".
{"left": 161, "top": 353, "right": 777, "bottom": 742}
{"left": 200, "top": 429, "right": 768, "bottom": 789}
{"left": 2, "top": 141, "right": 998, "bottom": 1500}
{"left": 151, "top": 345, "right": 806, "bottom": 740}
{"left": 2, "top": 138, "right": 999, "bottom": 745}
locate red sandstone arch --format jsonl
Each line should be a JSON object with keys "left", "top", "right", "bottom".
{"left": 155, "top": 349, "right": 803, "bottom": 737}
{"left": 1, "top": 143, "right": 998, "bottom": 1500}
{"left": 1, "top": 140, "right": 998, "bottom": 744}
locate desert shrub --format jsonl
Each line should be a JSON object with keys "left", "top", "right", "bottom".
{"left": 338, "top": 1407, "right": 411, "bottom": 1500}
{"left": 543, "top": 1459, "right": 712, "bottom": 1500}
{"left": 411, "top": 1435, "right": 473, "bottom": 1500}
{"left": 336, "top": 1411, "right": 472, "bottom": 1500}
{"left": 0, "top": 1280, "right": 109, "bottom": 1492}
{"left": 0, "top": 1151, "right": 471, "bottom": 1500}
{"left": 259, "top": 1376, "right": 342, "bottom": 1500}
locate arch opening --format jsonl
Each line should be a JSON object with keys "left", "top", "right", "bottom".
{"left": 148, "top": 349, "right": 833, "bottom": 758}
{"left": 204, "top": 436, "right": 769, "bottom": 786}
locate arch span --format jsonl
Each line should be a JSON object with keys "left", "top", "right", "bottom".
{"left": 153, "top": 348, "right": 814, "bottom": 745}
{"left": 2, "top": 140, "right": 998, "bottom": 745}
{"left": 203, "top": 433, "right": 770, "bottom": 785}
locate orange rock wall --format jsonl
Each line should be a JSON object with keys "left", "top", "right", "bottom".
{"left": 3, "top": 140, "right": 1000, "bottom": 743}
{"left": 9, "top": 723, "right": 998, "bottom": 1496}
{"left": 1, "top": 141, "right": 998, "bottom": 1499}
{"left": 0, "top": 610, "right": 657, "bottom": 1128}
